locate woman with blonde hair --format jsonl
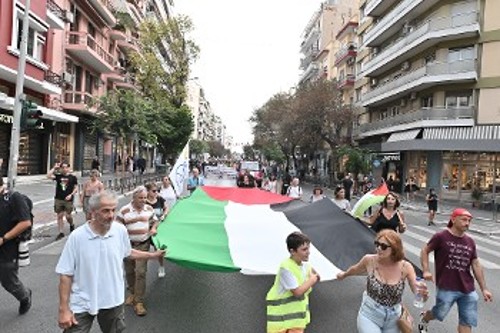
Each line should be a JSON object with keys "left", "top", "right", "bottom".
{"left": 337, "top": 230, "right": 427, "bottom": 332}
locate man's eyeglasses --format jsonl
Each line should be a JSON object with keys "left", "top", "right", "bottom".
{"left": 374, "top": 241, "right": 391, "bottom": 251}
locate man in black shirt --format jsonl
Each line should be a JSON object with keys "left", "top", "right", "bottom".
{"left": 47, "top": 162, "right": 78, "bottom": 240}
{"left": 0, "top": 177, "right": 32, "bottom": 314}
{"left": 342, "top": 173, "right": 354, "bottom": 201}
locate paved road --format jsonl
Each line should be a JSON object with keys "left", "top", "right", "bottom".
{"left": 1, "top": 176, "right": 499, "bottom": 332}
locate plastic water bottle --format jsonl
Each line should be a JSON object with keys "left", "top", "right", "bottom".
{"left": 414, "top": 277, "right": 425, "bottom": 308}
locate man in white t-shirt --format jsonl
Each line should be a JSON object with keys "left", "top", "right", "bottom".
{"left": 286, "top": 177, "right": 303, "bottom": 200}
{"left": 56, "top": 191, "right": 165, "bottom": 332}
{"left": 116, "top": 186, "right": 158, "bottom": 317}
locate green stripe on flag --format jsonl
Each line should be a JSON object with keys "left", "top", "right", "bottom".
{"left": 153, "top": 188, "right": 239, "bottom": 272}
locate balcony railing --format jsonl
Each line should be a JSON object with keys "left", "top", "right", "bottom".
{"left": 47, "top": 0, "right": 65, "bottom": 20}
{"left": 361, "top": 12, "right": 478, "bottom": 76}
{"left": 88, "top": 0, "right": 116, "bottom": 26}
{"left": 338, "top": 74, "right": 356, "bottom": 89}
{"left": 66, "top": 31, "right": 114, "bottom": 69}
{"left": 354, "top": 107, "right": 475, "bottom": 135}
{"left": 64, "top": 91, "right": 94, "bottom": 107}
{"left": 364, "top": 0, "right": 432, "bottom": 46}
{"left": 362, "top": 59, "right": 476, "bottom": 105}
{"left": 44, "top": 70, "right": 63, "bottom": 87}
{"left": 335, "top": 42, "right": 357, "bottom": 65}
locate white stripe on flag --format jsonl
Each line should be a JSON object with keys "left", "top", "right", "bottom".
{"left": 224, "top": 202, "right": 341, "bottom": 280}
{"left": 168, "top": 143, "right": 190, "bottom": 196}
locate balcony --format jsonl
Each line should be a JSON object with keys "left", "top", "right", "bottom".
{"left": 300, "top": 47, "right": 320, "bottom": 69}
{"left": 365, "top": 0, "right": 399, "bottom": 17}
{"left": 363, "top": 0, "right": 439, "bottom": 47}
{"left": 299, "top": 62, "right": 319, "bottom": 84}
{"left": 44, "top": 70, "right": 63, "bottom": 87}
{"left": 117, "top": 37, "right": 139, "bottom": 53}
{"left": 66, "top": 32, "right": 115, "bottom": 73}
{"left": 62, "top": 91, "right": 96, "bottom": 113}
{"left": 362, "top": 59, "right": 477, "bottom": 106}
{"left": 354, "top": 107, "right": 475, "bottom": 137}
{"left": 115, "top": 74, "right": 136, "bottom": 90}
{"left": 88, "top": 0, "right": 117, "bottom": 26}
{"left": 338, "top": 74, "right": 356, "bottom": 90}
{"left": 334, "top": 42, "right": 357, "bottom": 66}
{"left": 109, "top": 28, "right": 127, "bottom": 41}
{"left": 300, "top": 27, "right": 320, "bottom": 53}
{"left": 361, "top": 12, "right": 479, "bottom": 77}
{"left": 46, "top": 0, "right": 65, "bottom": 30}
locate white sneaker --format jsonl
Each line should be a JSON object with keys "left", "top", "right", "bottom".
{"left": 158, "top": 266, "right": 166, "bottom": 278}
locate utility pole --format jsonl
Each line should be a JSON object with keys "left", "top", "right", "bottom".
{"left": 7, "top": 0, "right": 31, "bottom": 190}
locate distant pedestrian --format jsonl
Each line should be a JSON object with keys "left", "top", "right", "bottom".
{"left": 342, "top": 173, "right": 354, "bottom": 201}
{"left": 266, "top": 232, "right": 320, "bottom": 333}
{"left": 47, "top": 162, "right": 78, "bottom": 240}
{"left": 116, "top": 186, "right": 159, "bottom": 317}
{"left": 337, "top": 229, "right": 428, "bottom": 333}
{"left": 187, "top": 167, "right": 204, "bottom": 194}
{"left": 80, "top": 169, "right": 105, "bottom": 221}
{"left": 419, "top": 208, "right": 493, "bottom": 333}
{"left": 286, "top": 177, "right": 303, "bottom": 200}
{"left": 332, "top": 186, "right": 351, "bottom": 211}
{"left": 310, "top": 186, "right": 326, "bottom": 203}
{"left": 91, "top": 156, "right": 101, "bottom": 175}
{"left": 0, "top": 177, "right": 32, "bottom": 315}
{"left": 263, "top": 174, "right": 278, "bottom": 193}
{"left": 56, "top": 191, "right": 165, "bottom": 332}
{"left": 281, "top": 171, "right": 292, "bottom": 195}
{"left": 404, "top": 177, "right": 419, "bottom": 202}
{"left": 159, "top": 176, "right": 178, "bottom": 209}
{"left": 136, "top": 157, "right": 146, "bottom": 175}
{"left": 426, "top": 188, "right": 438, "bottom": 226}
{"left": 368, "top": 192, "right": 407, "bottom": 234}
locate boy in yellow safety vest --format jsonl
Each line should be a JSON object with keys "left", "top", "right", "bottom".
{"left": 266, "top": 232, "right": 320, "bottom": 333}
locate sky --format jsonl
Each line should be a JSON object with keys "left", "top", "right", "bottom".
{"left": 173, "top": 0, "right": 325, "bottom": 146}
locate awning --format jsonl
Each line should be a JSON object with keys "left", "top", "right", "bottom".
{"left": 424, "top": 126, "right": 500, "bottom": 140}
{"left": 386, "top": 129, "right": 421, "bottom": 142}
{"left": 39, "top": 106, "right": 79, "bottom": 123}
{"left": 0, "top": 95, "right": 78, "bottom": 123}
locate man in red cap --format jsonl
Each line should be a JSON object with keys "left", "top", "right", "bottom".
{"left": 418, "top": 208, "right": 493, "bottom": 333}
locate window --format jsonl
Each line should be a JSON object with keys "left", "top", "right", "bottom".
{"left": 448, "top": 47, "right": 475, "bottom": 62}
{"left": 445, "top": 91, "right": 472, "bottom": 108}
{"left": 15, "top": 19, "right": 45, "bottom": 62}
{"left": 355, "top": 88, "right": 361, "bottom": 102}
{"left": 421, "top": 96, "right": 433, "bottom": 108}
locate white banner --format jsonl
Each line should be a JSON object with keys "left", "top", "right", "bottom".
{"left": 169, "top": 142, "right": 190, "bottom": 196}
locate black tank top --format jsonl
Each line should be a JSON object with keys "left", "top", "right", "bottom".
{"left": 372, "top": 209, "right": 401, "bottom": 233}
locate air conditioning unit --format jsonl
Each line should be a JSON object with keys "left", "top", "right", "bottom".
{"left": 372, "top": 47, "right": 380, "bottom": 56}
{"left": 64, "top": 11, "right": 74, "bottom": 24}
{"left": 62, "top": 72, "right": 73, "bottom": 84}
{"left": 410, "top": 92, "right": 417, "bottom": 100}
{"left": 402, "top": 24, "right": 414, "bottom": 35}
{"left": 401, "top": 61, "right": 410, "bottom": 71}
{"left": 400, "top": 99, "right": 407, "bottom": 107}
{"left": 370, "top": 78, "right": 378, "bottom": 86}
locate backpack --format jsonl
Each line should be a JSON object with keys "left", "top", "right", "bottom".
{"left": 2, "top": 191, "right": 34, "bottom": 241}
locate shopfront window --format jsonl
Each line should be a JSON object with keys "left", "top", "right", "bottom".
{"left": 406, "top": 152, "right": 427, "bottom": 189}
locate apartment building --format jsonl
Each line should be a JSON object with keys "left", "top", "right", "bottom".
{"left": 0, "top": 0, "right": 78, "bottom": 176}
{"left": 299, "top": 0, "right": 359, "bottom": 85}
{"left": 355, "top": 0, "right": 500, "bottom": 201}
{"left": 335, "top": 19, "right": 358, "bottom": 106}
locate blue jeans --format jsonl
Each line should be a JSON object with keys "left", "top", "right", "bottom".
{"left": 431, "top": 288, "right": 478, "bottom": 327}
{"left": 357, "top": 292, "right": 401, "bottom": 333}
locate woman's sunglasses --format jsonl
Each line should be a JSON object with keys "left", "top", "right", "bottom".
{"left": 374, "top": 241, "right": 391, "bottom": 251}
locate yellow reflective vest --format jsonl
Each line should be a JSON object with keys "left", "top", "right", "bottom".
{"left": 266, "top": 258, "right": 312, "bottom": 333}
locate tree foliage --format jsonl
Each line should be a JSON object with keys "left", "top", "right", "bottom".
{"left": 93, "top": 14, "right": 199, "bottom": 157}
{"left": 189, "top": 139, "right": 208, "bottom": 156}
{"left": 207, "top": 140, "right": 229, "bottom": 158}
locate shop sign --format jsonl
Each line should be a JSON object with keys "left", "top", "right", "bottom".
{"left": 373, "top": 159, "right": 381, "bottom": 168}
{"left": 380, "top": 153, "right": 401, "bottom": 162}
{"left": 0, "top": 114, "right": 13, "bottom": 124}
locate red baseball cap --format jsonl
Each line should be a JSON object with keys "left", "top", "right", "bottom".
{"left": 447, "top": 208, "right": 473, "bottom": 227}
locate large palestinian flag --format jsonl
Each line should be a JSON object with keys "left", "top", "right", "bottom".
{"left": 153, "top": 186, "right": 376, "bottom": 281}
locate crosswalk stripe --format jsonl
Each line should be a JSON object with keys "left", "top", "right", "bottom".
{"left": 412, "top": 225, "right": 500, "bottom": 248}
{"left": 404, "top": 229, "right": 500, "bottom": 269}
{"left": 404, "top": 242, "right": 434, "bottom": 264}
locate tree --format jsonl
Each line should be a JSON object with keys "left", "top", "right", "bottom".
{"left": 189, "top": 139, "right": 208, "bottom": 156}
{"left": 337, "top": 146, "right": 372, "bottom": 178}
{"left": 207, "top": 140, "right": 229, "bottom": 158}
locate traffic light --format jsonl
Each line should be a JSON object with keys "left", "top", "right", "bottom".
{"left": 21, "top": 100, "right": 43, "bottom": 130}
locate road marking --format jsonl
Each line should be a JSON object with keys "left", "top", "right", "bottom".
{"left": 404, "top": 242, "right": 433, "bottom": 264}
{"left": 405, "top": 228, "right": 500, "bottom": 269}
{"left": 33, "top": 198, "right": 54, "bottom": 206}
{"left": 412, "top": 225, "right": 500, "bottom": 248}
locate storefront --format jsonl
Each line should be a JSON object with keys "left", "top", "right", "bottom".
{"left": 405, "top": 151, "right": 500, "bottom": 201}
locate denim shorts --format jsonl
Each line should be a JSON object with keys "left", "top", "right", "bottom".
{"left": 431, "top": 288, "right": 478, "bottom": 327}
{"left": 357, "top": 292, "right": 401, "bottom": 333}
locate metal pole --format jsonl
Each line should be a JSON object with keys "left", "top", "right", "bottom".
{"left": 7, "top": 0, "right": 32, "bottom": 190}
{"left": 494, "top": 155, "right": 498, "bottom": 222}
